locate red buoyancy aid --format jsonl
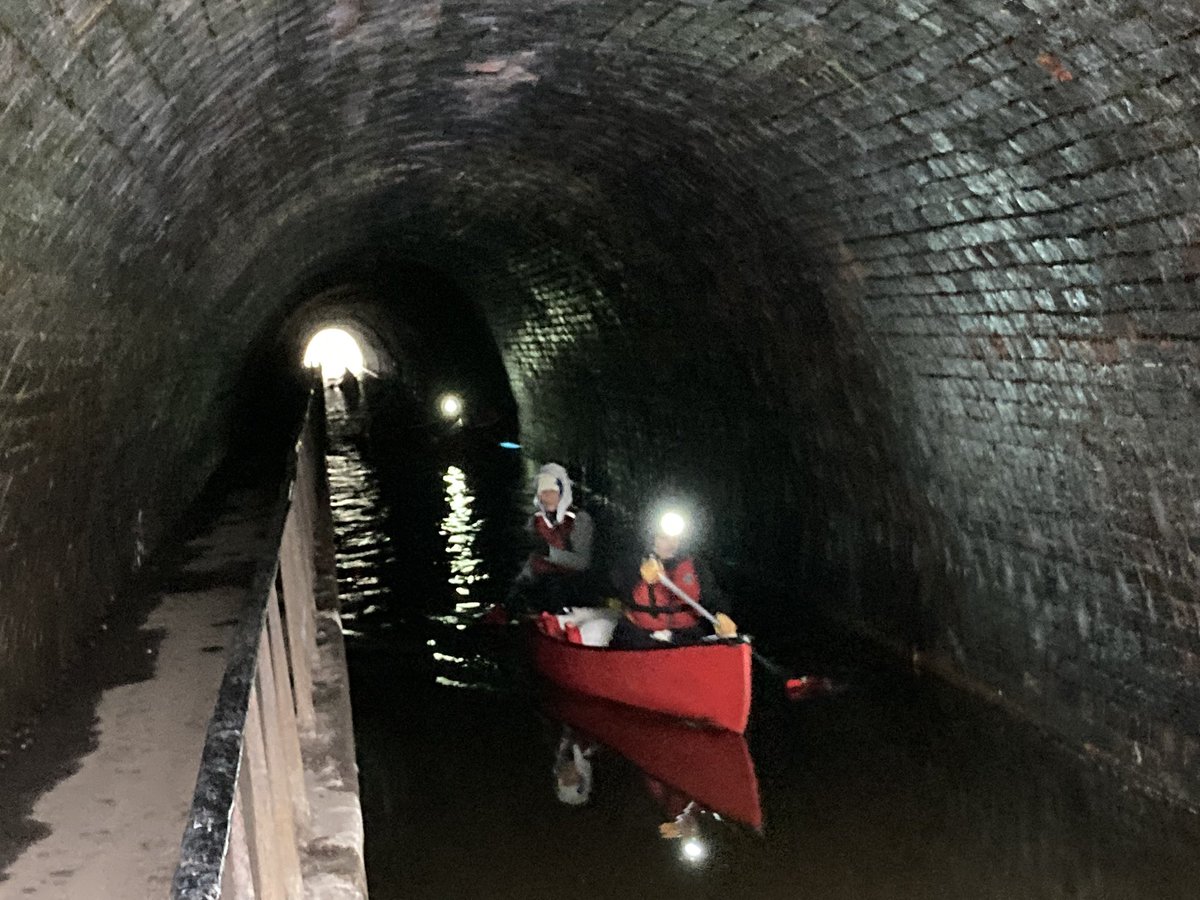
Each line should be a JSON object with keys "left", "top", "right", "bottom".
{"left": 530, "top": 509, "right": 578, "bottom": 576}
{"left": 626, "top": 557, "right": 701, "bottom": 631}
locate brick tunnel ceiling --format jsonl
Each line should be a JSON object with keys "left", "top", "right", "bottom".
{"left": 6, "top": 0, "right": 1200, "bottom": 797}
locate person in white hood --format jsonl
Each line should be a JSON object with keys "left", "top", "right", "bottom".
{"left": 509, "top": 462, "right": 596, "bottom": 612}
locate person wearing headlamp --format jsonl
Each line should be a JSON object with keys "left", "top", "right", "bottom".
{"left": 610, "top": 507, "right": 737, "bottom": 648}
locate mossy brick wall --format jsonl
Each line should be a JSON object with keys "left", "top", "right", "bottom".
{"left": 3, "top": 0, "right": 1200, "bottom": 799}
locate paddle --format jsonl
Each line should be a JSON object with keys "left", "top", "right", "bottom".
{"left": 655, "top": 569, "right": 839, "bottom": 701}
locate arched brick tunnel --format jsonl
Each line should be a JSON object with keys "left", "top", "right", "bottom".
{"left": 3, "top": 1, "right": 1199, "bottom": 804}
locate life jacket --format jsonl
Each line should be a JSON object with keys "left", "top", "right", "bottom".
{"left": 626, "top": 557, "right": 701, "bottom": 631}
{"left": 530, "top": 508, "right": 578, "bottom": 576}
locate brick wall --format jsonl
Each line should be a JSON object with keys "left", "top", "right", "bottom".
{"left": 2, "top": 0, "right": 1200, "bottom": 800}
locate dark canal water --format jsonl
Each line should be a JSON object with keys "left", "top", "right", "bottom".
{"left": 324, "top": 387, "right": 1200, "bottom": 900}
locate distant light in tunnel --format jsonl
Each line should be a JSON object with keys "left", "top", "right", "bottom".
{"left": 303, "top": 328, "right": 364, "bottom": 378}
{"left": 439, "top": 393, "right": 463, "bottom": 419}
{"left": 498, "top": 441, "right": 521, "bottom": 450}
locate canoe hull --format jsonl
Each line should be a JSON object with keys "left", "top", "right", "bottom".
{"left": 529, "top": 628, "right": 752, "bottom": 734}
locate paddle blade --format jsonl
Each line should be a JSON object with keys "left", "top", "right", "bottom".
{"left": 784, "top": 676, "right": 839, "bottom": 701}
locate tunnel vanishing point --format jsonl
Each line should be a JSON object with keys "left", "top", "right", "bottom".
{"left": 2, "top": 0, "right": 1200, "bottom": 810}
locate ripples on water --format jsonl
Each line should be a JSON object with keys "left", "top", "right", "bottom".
{"left": 325, "top": 424, "right": 394, "bottom": 641}
{"left": 326, "top": 392, "right": 510, "bottom": 693}
{"left": 435, "top": 465, "right": 486, "bottom": 617}
{"left": 324, "top": 386, "right": 1200, "bottom": 900}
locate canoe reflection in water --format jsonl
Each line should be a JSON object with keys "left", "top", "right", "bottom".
{"left": 647, "top": 779, "right": 708, "bottom": 863}
{"left": 552, "top": 726, "right": 597, "bottom": 806}
{"left": 543, "top": 687, "right": 763, "bottom": 858}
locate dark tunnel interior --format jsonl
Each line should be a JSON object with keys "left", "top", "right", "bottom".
{"left": 4, "top": 1, "right": 1200, "bottom": 871}
{"left": 232, "top": 254, "right": 522, "bottom": 447}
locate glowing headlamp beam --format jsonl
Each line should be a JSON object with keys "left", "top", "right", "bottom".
{"left": 439, "top": 393, "right": 463, "bottom": 419}
{"left": 658, "top": 511, "right": 687, "bottom": 537}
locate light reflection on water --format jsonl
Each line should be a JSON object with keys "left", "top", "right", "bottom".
{"left": 324, "top": 395, "right": 500, "bottom": 687}
{"left": 439, "top": 465, "right": 489, "bottom": 618}
{"left": 324, "top": 398, "right": 395, "bottom": 641}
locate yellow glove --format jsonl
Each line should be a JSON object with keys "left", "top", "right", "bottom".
{"left": 713, "top": 612, "right": 738, "bottom": 638}
{"left": 640, "top": 557, "right": 664, "bottom": 584}
{"left": 658, "top": 821, "right": 682, "bottom": 840}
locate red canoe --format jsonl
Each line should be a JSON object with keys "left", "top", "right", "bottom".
{"left": 528, "top": 624, "right": 753, "bottom": 734}
{"left": 542, "top": 688, "right": 763, "bottom": 830}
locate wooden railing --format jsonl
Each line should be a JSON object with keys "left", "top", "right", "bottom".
{"left": 171, "top": 392, "right": 324, "bottom": 899}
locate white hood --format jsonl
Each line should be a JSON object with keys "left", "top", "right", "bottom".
{"left": 534, "top": 462, "right": 573, "bottom": 516}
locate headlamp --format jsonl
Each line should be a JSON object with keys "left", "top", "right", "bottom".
{"left": 658, "top": 510, "right": 687, "bottom": 538}
{"left": 438, "top": 393, "right": 463, "bottom": 419}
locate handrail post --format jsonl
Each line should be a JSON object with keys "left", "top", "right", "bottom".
{"left": 243, "top": 689, "right": 284, "bottom": 899}
{"left": 280, "top": 508, "right": 317, "bottom": 732}
{"left": 221, "top": 794, "right": 257, "bottom": 899}
{"left": 172, "top": 387, "right": 348, "bottom": 899}
{"left": 268, "top": 584, "right": 310, "bottom": 830}
{"left": 254, "top": 635, "right": 304, "bottom": 895}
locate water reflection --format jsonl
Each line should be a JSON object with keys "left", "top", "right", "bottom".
{"left": 543, "top": 688, "right": 762, "bottom": 871}
{"left": 652, "top": 791, "right": 707, "bottom": 866}
{"left": 324, "top": 389, "right": 395, "bottom": 640}
{"left": 325, "top": 395, "right": 503, "bottom": 693}
{"left": 553, "top": 734, "right": 723, "bottom": 868}
{"left": 552, "top": 727, "right": 596, "bottom": 806}
{"left": 438, "top": 465, "right": 489, "bottom": 618}
{"left": 424, "top": 465, "right": 507, "bottom": 689}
